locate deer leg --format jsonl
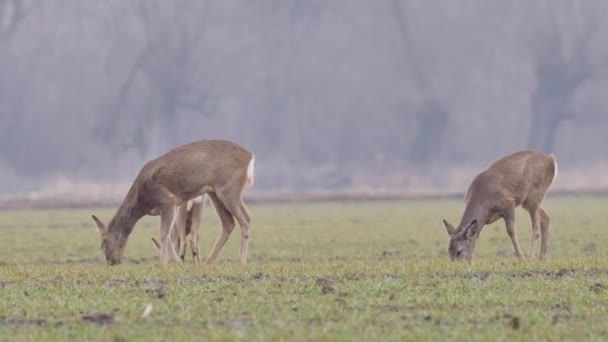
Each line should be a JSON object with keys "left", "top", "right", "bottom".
{"left": 190, "top": 200, "right": 203, "bottom": 264}
{"left": 206, "top": 192, "right": 236, "bottom": 263}
{"left": 169, "top": 223, "right": 179, "bottom": 252}
{"left": 175, "top": 203, "right": 188, "bottom": 262}
{"left": 527, "top": 207, "right": 541, "bottom": 258}
{"left": 503, "top": 208, "right": 525, "bottom": 259}
{"left": 238, "top": 202, "right": 252, "bottom": 263}
{"left": 159, "top": 206, "right": 181, "bottom": 265}
{"left": 191, "top": 234, "right": 201, "bottom": 264}
{"left": 539, "top": 208, "right": 550, "bottom": 259}
{"left": 178, "top": 237, "right": 186, "bottom": 262}
{"left": 215, "top": 188, "right": 251, "bottom": 264}
{"left": 239, "top": 202, "right": 251, "bottom": 225}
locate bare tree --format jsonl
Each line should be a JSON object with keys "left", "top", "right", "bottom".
{"left": 97, "top": 1, "right": 213, "bottom": 155}
{"left": 0, "top": 0, "right": 30, "bottom": 41}
{"left": 277, "top": 0, "right": 329, "bottom": 165}
{"left": 525, "top": 2, "right": 606, "bottom": 153}
{"left": 389, "top": 0, "right": 448, "bottom": 164}
{"left": 0, "top": 0, "right": 38, "bottom": 170}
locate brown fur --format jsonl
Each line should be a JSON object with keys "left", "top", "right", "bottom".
{"left": 92, "top": 139, "right": 255, "bottom": 265}
{"left": 443, "top": 150, "right": 557, "bottom": 261}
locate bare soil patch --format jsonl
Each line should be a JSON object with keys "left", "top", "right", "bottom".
{"left": 81, "top": 313, "right": 114, "bottom": 326}
{"left": 3, "top": 318, "right": 46, "bottom": 327}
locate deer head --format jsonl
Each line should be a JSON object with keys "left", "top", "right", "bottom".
{"left": 443, "top": 219, "right": 480, "bottom": 262}
{"left": 92, "top": 215, "right": 126, "bottom": 265}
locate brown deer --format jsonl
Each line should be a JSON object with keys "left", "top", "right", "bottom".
{"left": 91, "top": 139, "right": 255, "bottom": 265}
{"left": 443, "top": 150, "right": 557, "bottom": 261}
{"left": 152, "top": 196, "right": 204, "bottom": 263}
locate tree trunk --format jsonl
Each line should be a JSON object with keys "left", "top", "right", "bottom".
{"left": 527, "top": 105, "right": 565, "bottom": 154}
{"left": 409, "top": 101, "right": 448, "bottom": 163}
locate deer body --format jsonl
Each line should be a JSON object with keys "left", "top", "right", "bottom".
{"left": 443, "top": 150, "right": 557, "bottom": 261}
{"left": 92, "top": 139, "right": 254, "bottom": 265}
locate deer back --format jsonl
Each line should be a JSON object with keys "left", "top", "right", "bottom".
{"left": 464, "top": 150, "right": 557, "bottom": 214}
{"left": 135, "top": 140, "right": 254, "bottom": 207}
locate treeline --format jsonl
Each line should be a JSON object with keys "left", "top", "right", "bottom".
{"left": 0, "top": 0, "right": 607, "bottom": 194}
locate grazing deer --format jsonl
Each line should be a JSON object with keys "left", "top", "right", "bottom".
{"left": 443, "top": 150, "right": 557, "bottom": 261}
{"left": 152, "top": 196, "right": 204, "bottom": 263}
{"left": 91, "top": 139, "right": 255, "bottom": 265}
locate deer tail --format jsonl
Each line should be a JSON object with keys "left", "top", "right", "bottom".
{"left": 246, "top": 154, "right": 255, "bottom": 187}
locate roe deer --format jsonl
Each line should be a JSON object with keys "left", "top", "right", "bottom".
{"left": 443, "top": 150, "right": 557, "bottom": 261}
{"left": 91, "top": 139, "right": 255, "bottom": 265}
{"left": 152, "top": 196, "right": 204, "bottom": 263}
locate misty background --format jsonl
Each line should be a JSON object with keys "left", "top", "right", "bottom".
{"left": 1, "top": 0, "right": 607, "bottom": 203}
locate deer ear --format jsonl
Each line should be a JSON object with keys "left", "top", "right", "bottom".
{"left": 91, "top": 215, "right": 106, "bottom": 235}
{"left": 464, "top": 219, "right": 480, "bottom": 239}
{"left": 151, "top": 238, "right": 161, "bottom": 252}
{"left": 443, "top": 219, "right": 457, "bottom": 236}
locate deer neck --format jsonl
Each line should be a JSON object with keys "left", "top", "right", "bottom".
{"left": 108, "top": 205, "right": 142, "bottom": 238}
{"left": 107, "top": 185, "right": 147, "bottom": 240}
{"left": 459, "top": 197, "right": 490, "bottom": 233}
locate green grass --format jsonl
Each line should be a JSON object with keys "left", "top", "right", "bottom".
{"left": 1, "top": 197, "right": 607, "bottom": 341}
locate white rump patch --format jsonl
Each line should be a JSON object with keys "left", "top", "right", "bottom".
{"left": 553, "top": 156, "right": 558, "bottom": 180}
{"left": 551, "top": 155, "right": 558, "bottom": 186}
{"left": 246, "top": 155, "right": 255, "bottom": 186}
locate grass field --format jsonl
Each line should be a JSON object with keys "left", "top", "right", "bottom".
{"left": 1, "top": 197, "right": 607, "bottom": 341}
